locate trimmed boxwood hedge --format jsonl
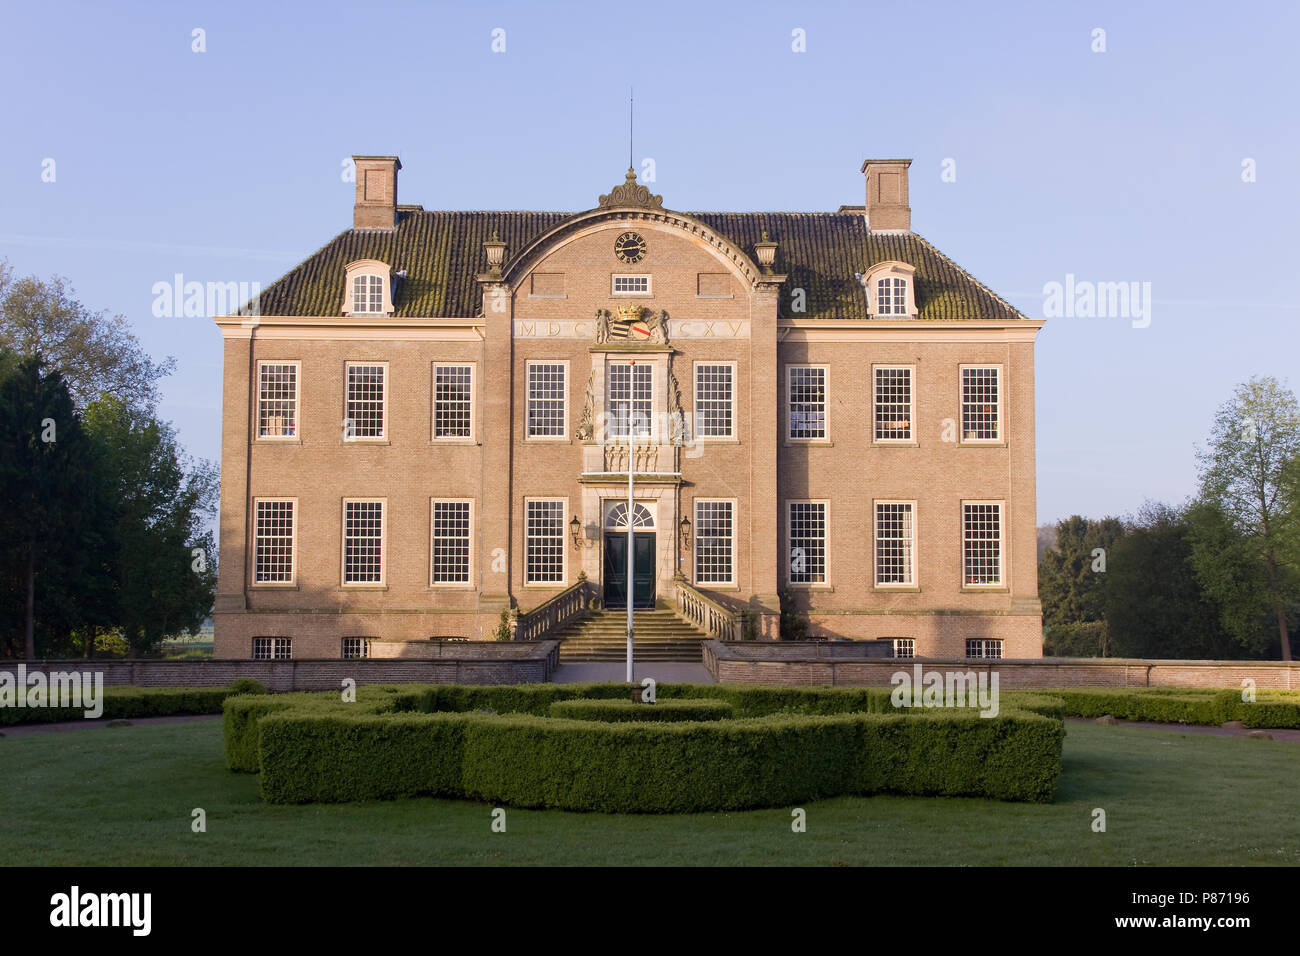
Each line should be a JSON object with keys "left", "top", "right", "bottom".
{"left": 229, "top": 682, "right": 1065, "bottom": 810}
{"left": 548, "top": 697, "right": 734, "bottom": 722}
{"left": 1, "top": 682, "right": 266, "bottom": 728}
{"left": 1051, "top": 687, "right": 1300, "bottom": 727}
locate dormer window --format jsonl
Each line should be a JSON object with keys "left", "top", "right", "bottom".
{"left": 862, "top": 261, "right": 918, "bottom": 319}
{"left": 343, "top": 259, "right": 394, "bottom": 316}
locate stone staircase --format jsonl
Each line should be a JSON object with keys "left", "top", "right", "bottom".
{"left": 551, "top": 608, "right": 712, "bottom": 662}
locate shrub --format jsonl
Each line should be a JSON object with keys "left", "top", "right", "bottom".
{"left": 235, "top": 682, "right": 1065, "bottom": 810}
{"left": 548, "top": 698, "right": 734, "bottom": 722}
{"left": 1, "top": 682, "right": 254, "bottom": 728}
{"left": 229, "top": 677, "right": 267, "bottom": 695}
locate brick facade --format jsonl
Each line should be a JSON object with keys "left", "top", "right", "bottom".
{"left": 212, "top": 155, "right": 1044, "bottom": 660}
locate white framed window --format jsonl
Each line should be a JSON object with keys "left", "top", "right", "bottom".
{"left": 876, "top": 277, "right": 908, "bottom": 315}
{"left": 433, "top": 364, "right": 473, "bottom": 440}
{"left": 431, "top": 499, "right": 473, "bottom": 586}
{"left": 607, "top": 362, "right": 653, "bottom": 439}
{"left": 961, "top": 366, "right": 1002, "bottom": 442}
{"left": 525, "top": 499, "right": 566, "bottom": 585}
{"left": 344, "top": 362, "right": 387, "bottom": 440}
{"left": 694, "top": 362, "right": 735, "bottom": 439}
{"left": 342, "top": 498, "right": 386, "bottom": 586}
{"left": 874, "top": 501, "right": 916, "bottom": 587}
{"left": 787, "top": 501, "right": 828, "bottom": 586}
{"left": 873, "top": 366, "right": 914, "bottom": 441}
{"left": 253, "top": 498, "right": 297, "bottom": 585}
{"left": 787, "top": 365, "right": 827, "bottom": 441}
{"left": 892, "top": 638, "right": 915, "bottom": 659}
{"left": 694, "top": 499, "right": 735, "bottom": 586}
{"left": 862, "top": 261, "right": 917, "bottom": 319}
{"left": 252, "top": 637, "right": 292, "bottom": 661}
{"left": 962, "top": 502, "right": 1004, "bottom": 587}
{"left": 526, "top": 361, "right": 568, "bottom": 439}
{"left": 256, "top": 361, "right": 299, "bottom": 439}
{"left": 966, "top": 638, "right": 1003, "bottom": 660}
{"left": 611, "top": 275, "right": 651, "bottom": 295}
{"left": 343, "top": 260, "right": 393, "bottom": 316}
{"left": 342, "top": 638, "right": 371, "bottom": 659}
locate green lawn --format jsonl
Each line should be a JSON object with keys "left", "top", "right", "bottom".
{"left": 0, "top": 719, "right": 1295, "bottom": 865}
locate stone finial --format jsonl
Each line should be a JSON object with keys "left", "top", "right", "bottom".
{"left": 754, "top": 231, "right": 777, "bottom": 272}
{"left": 598, "top": 168, "right": 664, "bottom": 209}
{"left": 483, "top": 231, "right": 507, "bottom": 276}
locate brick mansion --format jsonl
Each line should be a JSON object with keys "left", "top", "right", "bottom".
{"left": 211, "top": 155, "right": 1044, "bottom": 660}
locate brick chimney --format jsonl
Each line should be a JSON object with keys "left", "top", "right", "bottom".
{"left": 353, "top": 155, "right": 401, "bottom": 229}
{"left": 861, "top": 158, "right": 912, "bottom": 232}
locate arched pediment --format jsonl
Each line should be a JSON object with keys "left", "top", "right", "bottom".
{"left": 499, "top": 204, "right": 770, "bottom": 291}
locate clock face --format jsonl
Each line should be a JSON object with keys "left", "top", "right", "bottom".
{"left": 614, "top": 231, "right": 647, "bottom": 264}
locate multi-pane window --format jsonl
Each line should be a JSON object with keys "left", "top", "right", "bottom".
{"left": 874, "top": 367, "right": 913, "bottom": 441}
{"left": 344, "top": 363, "right": 386, "bottom": 439}
{"left": 254, "top": 499, "right": 295, "bottom": 584}
{"left": 433, "top": 365, "right": 473, "bottom": 439}
{"left": 787, "top": 366, "right": 826, "bottom": 440}
{"left": 257, "top": 362, "right": 298, "bottom": 438}
{"left": 352, "top": 274, "right": 384, "bottom": 313}
{"left": 252, "top": 637, "right": 292, "bottom": 660}
{"left": 695, "top": 500, "right": 734, "bottom": 585}
{"left": 611, "top": 275, "right": 650, "bottom": 294}
{"left": 431, "top": 500, "right": 471, "bottom": 585}
{"left": 963, "top": 502, "right": 1003, "bottom": 586}
{"left": 966, "top": 638, "right": 1003, "bottom": 660}
{"left": 695, "top": 363, "right": 734, "bottom": 438}
{"left": 876, "top": 276, "right": 907, "bottom": 315}
{"left": 525, "top": 500, "right": 565, "bottom": 585}
{"left": 343, "top": 500, "right": 385, "bottom": 585}
{"left": 961, "top": 367, "right": 1001, "bottom": 441}
{"left": 875, "top": 502, "right": 915, "bottom": 586}
{"left": 527, "top": 363, "right": 567, "bottom": 438}
{"left": 342, "top": 638, "right": 370, "bottom": 659}
{"left": 607, "top": 363, "right": 652, "bottom": 439}
{"left": 788, "top": 502, "right": 827, "bottom": 585}
{"left": 893, "top": 638, "right": 915, "bottom": 659}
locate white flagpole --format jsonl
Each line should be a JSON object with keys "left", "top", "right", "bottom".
{"left": 626, "top": 363, "right": 635, "bottom": 684}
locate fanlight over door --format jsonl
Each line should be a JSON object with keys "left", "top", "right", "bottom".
{"left": 605, "top": 501, "right": 654, "bottom": 530}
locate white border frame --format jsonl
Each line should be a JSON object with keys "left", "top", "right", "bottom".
{"left": 254, "top": 360, "right": 302, "bottom": 442}
{"left": 693, "top": 497, "right": 737, "bottom": 588}
{"left": 786, "top": 499, "right": 831, "bottom": 589}
{"left": 693, "top": 360, "right": 738, "bottom": 441}
{"left": 431, "top": 362, "right": 477, "bottom": 443}
{"left": 250, "top": 496, "right": 298, "bottom": 588}
{"left": 871, "top": 364, "right": 916, "bottom": 444}
{"left": 343, "top": 360, "right": 389, "bottom": 443}
{"left": 606, "top": 359, "right": 656, "bottom": 443}
{"left": 959, "top": 364, "right": 1004, "bottom": 445}
{"left": 343, "top": 260, "right": 393, "bottom": 316}
{"left": 524, "top": 359, "right": 570, "bottom": 441}
{"left": 429, "top": 498, "right": 475, "bottom": 588}
{"left": 341, "top": 497, "right": 388, "bottom": 588}
{"left": 960, "top": 499, "right": 1005, "bottom": 589}
{"left": 873, "top": 499, "right": 917, "bottom": 589}
{"left": 523, "top": 496, "right": 568, "bottom": 588}
{"left": 785, "top": 364, "right": 830, "bottom": 443}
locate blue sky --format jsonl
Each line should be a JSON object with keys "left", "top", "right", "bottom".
{"left": 3, "top": 0, "right": 1297, "bottom": 525}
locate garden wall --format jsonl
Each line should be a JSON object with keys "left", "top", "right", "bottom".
{"left": 703, "top": 642, "right": 1300, "bottom": 689}
{"left": 5, "top": 641, "right": 559, "bottom": 691}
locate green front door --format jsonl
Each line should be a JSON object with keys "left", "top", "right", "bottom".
{"left": 604, "top": 532, "right": 656, "bottom": 609}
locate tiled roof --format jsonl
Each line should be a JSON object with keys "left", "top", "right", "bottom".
{"left": 254, "top": 209, "right": 1025, "bottom": 321}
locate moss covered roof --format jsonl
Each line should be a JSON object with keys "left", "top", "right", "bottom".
{"left": 255, "top": 209, "right": 1025, "bottom": 321}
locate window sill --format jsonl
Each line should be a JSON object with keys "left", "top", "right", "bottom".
{"left": 784, "top": 439, "right": 834, "bottom": 447}
{"left": 873, "top": 440, "right": 917, "bottom": 447}
{"left": 250, "top": 583, "right": 299, "bottom": 590}
{"left": 343, "top": 439, "right": 391, "bottom": 446}
{"left": 874, "top": 585, "right": 920, "bottom": 593}
{"left": 524, "top": 436, "right": 572, "bottom": 444}
{"left": 961, "top": 586, "right": 1009, "bottom": 593}
{"left": 339, "top": 585, "right": 389, "bottom": 591}
{"left": 691, "top": 437, "right": 740, "bottom": 444}
{"left": 427, "top": 584, "right": 476, "bottom": 591}
{"left": 789, "top": 584, "right": 834, "bottom": 592}
{"left": 959, "top": 440, "right": 1006, "bottom": 448}
{"left": 694, "top": 583, "right": 738, "bottom": 591}
{"left": 254, "top": 437, "right": 302, "bottom": 445}
{"left": 430, "top": 439, "right": 479, "bottom": 446}
{"left": 609, "top": 293, "right": 655, "bottom": 299}
{"left": 522, "top": 583, "right": 567, "bottom": 590}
